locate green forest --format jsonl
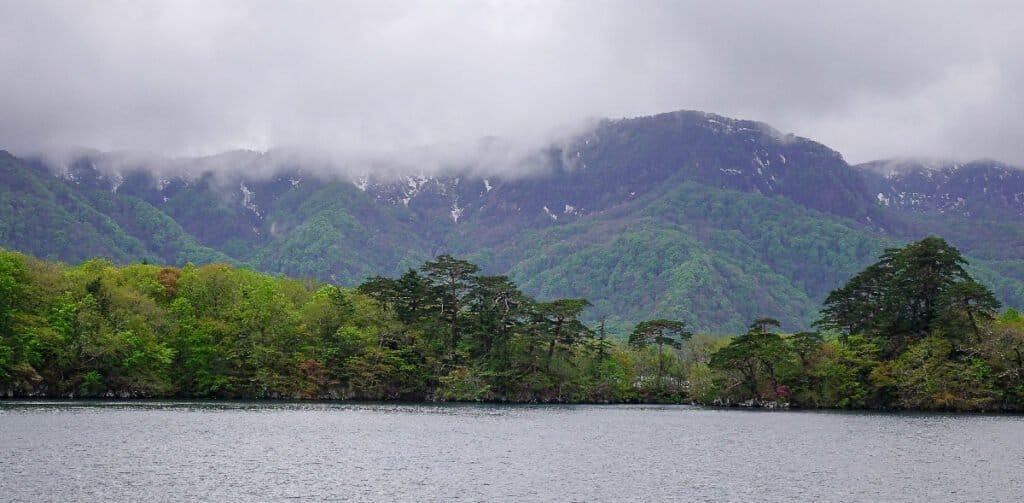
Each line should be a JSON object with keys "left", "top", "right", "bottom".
{"left": 1, "top": 236, "right": 1022, "bottom": 411}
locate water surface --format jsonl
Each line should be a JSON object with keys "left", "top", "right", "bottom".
{"left": 1, "top": 402, "right": 1021, "bottom": 502}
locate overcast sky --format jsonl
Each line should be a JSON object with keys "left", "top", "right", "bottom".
{"left": 1, "top": 0, "right": 1022, "bottom": 165}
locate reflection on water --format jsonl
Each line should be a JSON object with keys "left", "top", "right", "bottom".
{"left": 2, "top": 402, "right": 1022, "bottom": 502}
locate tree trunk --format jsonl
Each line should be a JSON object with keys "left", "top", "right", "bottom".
{"left": 545, "top": 318, "right": 563, "bottom": 373}
{"left": 656, "top": 340, "right": 664, "bottom": 386}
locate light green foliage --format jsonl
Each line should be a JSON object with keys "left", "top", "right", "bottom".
{"left": 686, "top": 363, "right": 719, "bottom": 403}
{"left": 498, "top": 183, "right": 894, "bottom": 335}
{"left": 1, "top": 240, "right": 1021, "bottom": 409}
{"left": 436, "top": 366, "right": 493, "bottom": 401}
{"left": 5, "top": 149, "right": 1024, "bottom": 338}
{"left": 0, "top": 249, "right": 684, "bottom": 402}
{"left": 873, "top": 334, "right": 999, "bottom": 411}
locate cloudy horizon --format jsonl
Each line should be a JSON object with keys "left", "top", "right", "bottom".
{"left": 1, "top": 1, "right": 1022, "bottom": 166}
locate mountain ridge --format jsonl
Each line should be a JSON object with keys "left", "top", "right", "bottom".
{"left": 3, "top": 110, "right": 1024, "bottom": 334}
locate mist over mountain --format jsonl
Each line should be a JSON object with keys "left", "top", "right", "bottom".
{"left": 4, "top": 109, "right": 1024, "bottom": 335}
{"left": 8, "top": 6, "right": 1024, "bottom": 501}
{"left": 4, "top": 2, "right": 1024, "bottom": 165}
{"left": 860, "top": 158, "right": 1024, "bottom": 219}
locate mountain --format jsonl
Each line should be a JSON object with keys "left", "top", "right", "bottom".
{"left": 3, "top": 110, "right": 1024, "bottom": 335}
{"left": 0, "top": 151, "right": 229, "bottom": 265}
{"left": 859, "top": 158, "right": 1024, "bottom": 219}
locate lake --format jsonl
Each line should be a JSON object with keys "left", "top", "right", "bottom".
{"left": 1, "top": 402, "right": 1021, "bottom": 502}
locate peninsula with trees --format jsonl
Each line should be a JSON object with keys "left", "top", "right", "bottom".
{"left": 2, "top": 237, "right": 1021, "bottom": 411}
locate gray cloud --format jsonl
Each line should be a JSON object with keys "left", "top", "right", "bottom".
{"left": 1, "top": 0, "right": 1023, "bottom": 166}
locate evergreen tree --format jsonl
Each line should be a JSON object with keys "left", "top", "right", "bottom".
{"left": 628, "top": 319, "right": 691, "bottom": 384}
{"left": 818, "top": 236, "right": 996, "bottom": 357}
{"left": 710, "top": 318, "right": 787, "bottom": 401}
{"left": 421, "top": 255, "right": 479, "bottom": 354}
{"left": 535, "top": 299, "right": 592, "bottom": 372}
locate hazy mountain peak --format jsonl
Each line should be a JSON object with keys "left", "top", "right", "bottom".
{"left": 5, "top": 109, "right": 1024, "bottom": 332}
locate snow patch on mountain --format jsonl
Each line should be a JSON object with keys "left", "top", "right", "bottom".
{"left": 450, "top": 198, "right": 464, "bottom": 223}
{"left": 240, "top": 183, "right": 261, "bottom": 217}
{"left": 754, "top": 155, "right": 767, "bottom": 176}
{"left": 400, "top": 174, "right": 431, "bottom": 206}
{"left": 109, "top": 172, "right": 124, "bottom": 192}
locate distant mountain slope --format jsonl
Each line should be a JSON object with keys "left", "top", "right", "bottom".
{"left": 859, "top": 158, "right": 1024, "bottom": 219}
{"left": 250, "top": 179, "right": 432, "bottom": 283}
{"left": 564, "top": 111, "right": 879, "bottom": 220}
{"left": 854, "top": 158, "right": 1024, "bottom": 305}
{"left": 0, "top": 151, "right": 228, "bottom": 264}
{"left": 4, "top": 110, "right": 1024, "bottom": 334}
{"left": 474, "top": 181, "right": 893, "bottom": 334}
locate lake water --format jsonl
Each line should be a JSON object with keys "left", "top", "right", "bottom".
{"left": 1, "top": 402, "right": 1022, "bottom": 502}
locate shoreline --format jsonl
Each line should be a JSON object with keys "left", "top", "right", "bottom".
{"left": 4, "top": 396, "right": 1022, "bottom": 414}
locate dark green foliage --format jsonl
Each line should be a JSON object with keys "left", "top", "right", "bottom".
{"left": 938, "top": 280, "right": 1001, "bottom": 339}
{"left": 697, "top": 238, "right": 1019, "bottom": 411}
{"left": 710, "top": 318, "right": 788, "bottom": 402}
{"left": 535, "top": 298, "right": 593, "bottom": 372}
{"left": 629, "top": 319, "right": 689, "bottom": 350}
{"left": 629, "top": 319, "right": 691, "bottom": 385}
{"left": 818, "top": 236, "right": 1000, "bottom": 357}
{"left": 421, "top": 255, "right": 480, "bottom": 352}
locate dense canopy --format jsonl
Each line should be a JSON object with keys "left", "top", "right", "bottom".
{"left": 1, "top": 237, "right": 1022, "bottom": 410}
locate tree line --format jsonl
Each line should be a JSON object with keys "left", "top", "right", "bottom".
{"left": 1, "top": 236, "right": 1022, "bottom": 410}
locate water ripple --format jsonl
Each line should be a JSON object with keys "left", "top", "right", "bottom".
{"left": 1, "top": 402, "right": 1022, "bottom": 502}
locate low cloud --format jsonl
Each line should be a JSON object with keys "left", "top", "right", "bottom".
{"left": 2, "top": 1, "right": 1023, "bottom": 168}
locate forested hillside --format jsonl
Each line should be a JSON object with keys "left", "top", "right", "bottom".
{"left": 3, "top": 239, "right": 1022, "bottom": 411}
{"left": 4, "top": 110, "right": 1024, "bottom": 333}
